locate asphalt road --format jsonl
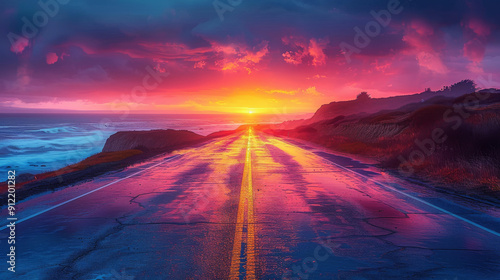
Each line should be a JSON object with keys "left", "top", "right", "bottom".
{"left": 1, "top": 128, "right": 500, "bottom": 279}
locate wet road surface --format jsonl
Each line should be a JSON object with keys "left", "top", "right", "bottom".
{"left": 1, "top": 128, "right": 500, "bottom": 279}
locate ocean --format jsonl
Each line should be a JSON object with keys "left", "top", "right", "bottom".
{"left": 0, "top": 113, "right": 290, "bottom": 175}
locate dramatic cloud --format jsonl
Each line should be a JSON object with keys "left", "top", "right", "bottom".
{"left": 402, "top": 19, "right": 448, "bottom": 74}
{"left": 464, "top": 38, "right": 486, "bottom": 63}
{"left": 308, "top": 38, "right": 329, "bottom": 66}
{"left": 213, "top": 41, "right": 269, "bottom": 73}
{"left": 1, "top": 0, "right": 500, "bottom": 113}
{"left": 461, "top": 18, "right": 493, "bottom": 67}
{"left": 46, "top": 52, "right": 59, "bottom": 64}
{"left": 282, "top": 37, "right": 329, "bottom": 66}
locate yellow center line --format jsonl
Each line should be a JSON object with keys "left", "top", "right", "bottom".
{"left": 229, "top": 128, "right": 257, "bottom": 280}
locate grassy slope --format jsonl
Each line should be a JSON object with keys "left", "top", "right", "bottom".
{"left": 36, "top": 150, "right": 144, "bottom": 180}
{"left": 264, "top": 92, "right": 500, "bottom": 198}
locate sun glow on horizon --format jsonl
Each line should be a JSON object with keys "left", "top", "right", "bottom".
{"left": 4, "top": 89, "right": 322, "bottom": 115}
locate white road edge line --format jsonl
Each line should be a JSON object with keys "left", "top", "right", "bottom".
{"left": 0, "top": 154, "right": 183, "bottom": 231}
{"left": 322, "top": 156, "right": 500, "bottom": 238}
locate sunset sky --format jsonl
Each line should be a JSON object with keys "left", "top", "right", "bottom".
{"left": 1, "top": 0, "right": 500, "bottom": 114}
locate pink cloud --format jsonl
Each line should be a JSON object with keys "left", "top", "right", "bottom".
{"left": 282, "top": 51, "right": 304, "bottom": 65}
{"left": 416, "top": 52, "right": 448, "bottom": 74}
{"left": 213, "top": 41, "right": 269, "bottom": 73}
{"left": 410, "top": 19, "right": 434, "bottom": 36}
{"left": 461, "top": 19, "right": 492, "bottom": 65}
{"left": 308, "top": 38, "right": 329, "bottom": 66}
{"left": 282, "top": 36, "right": 329, "bottom": 66}
{"left": 46, "top": 52, "right": 59, "bottom": 64}
{"left": 10, "top": 37, "right": 29, "bottom": 54}
{"left": 403, "top": 20, "right": 437, "bottom": 51}
{"left": 464, "top": 38, "right": 486, "bottom": 63}
{"left": 65, "top": 40, "right": 270, "bottom": 73}
{"left": 307, "top": 74, "right": 327, "bottom": 80}
{"left": 69, "top": 41, "right": 213, "bottom": 63}
{"left": 194, "top": 61, "right": 206, "bottom": 69}
{"left": 282, "top": 37, "right": 308, "bottom": 65}
{"left": 467, "top": 18, "right": 491, "bottom": 37}
{"left": 403, "top": 20, "right": 448, "bottom": 74}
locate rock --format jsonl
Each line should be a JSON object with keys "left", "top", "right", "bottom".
{"left": 102, "top": 129, "right": 205, "bottom": 153}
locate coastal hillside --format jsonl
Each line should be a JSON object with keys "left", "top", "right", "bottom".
{"left": 2, "top": 128, "right": 241, "bottom": 204}
{"left": 265, "top": 89, "right": 500, "bottom": 199}
{"left": 278, "top": 80, "right": 478, "bottom": 129}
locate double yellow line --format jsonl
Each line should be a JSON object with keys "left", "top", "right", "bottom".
{"left": 229, "top": 128, "right": 256, "bottom": 279}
